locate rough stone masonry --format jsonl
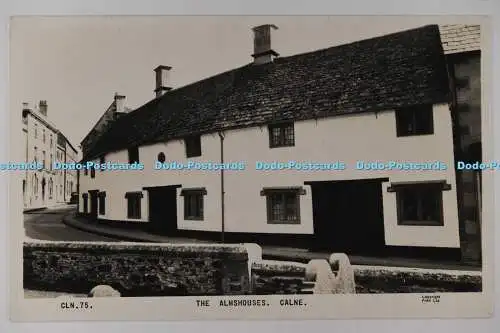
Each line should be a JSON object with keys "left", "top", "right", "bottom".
{"left": 23, "top": 241, "right": 251, "bottom": 297}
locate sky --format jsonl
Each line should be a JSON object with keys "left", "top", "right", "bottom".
{"left": 9, "top": 15, "right": 479, "bottom": 149}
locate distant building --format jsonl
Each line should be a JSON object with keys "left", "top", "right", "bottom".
{"left": 80, "top": 92, "right": 131, "bottom": 158}
{"left": 22, "top": 100, "right": 79, "bottom": 210}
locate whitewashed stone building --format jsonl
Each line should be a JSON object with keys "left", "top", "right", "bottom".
{"left": 78, "top": 24, "right": 482, "bottom": 264}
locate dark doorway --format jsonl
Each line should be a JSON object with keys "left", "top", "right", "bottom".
{"left": 88, "top": 190, "right": 99, "bottom": 220}
{"left": 308, "top": 178, "right": 388, "bottom": 255}
{"left": 41, "top": 178, "right": 46, "bottom": 202}
{"left": 145, "top": 185, "right": 180, "bottom": 235}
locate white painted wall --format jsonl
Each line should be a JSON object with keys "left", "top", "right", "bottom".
{"left": 79, "top": 103, "right": 459, "bottom": 248}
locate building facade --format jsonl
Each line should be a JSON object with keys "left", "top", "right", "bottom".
{"left": 22, "top": 100, "right": 79, "bottom": 210}
{"left": 439, "top": 24, "right": 482, "bottom": 264}
{"left": 78, "top": 24, "right": 482, "bottom": 262}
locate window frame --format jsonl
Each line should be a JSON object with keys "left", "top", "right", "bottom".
{"left": 387, "top": 181, "right": 450, "bottom": 226}
{"left": 82, "top": 193, "right": 89, "bottom": 214}
{"left": 125, "top": 191, "right": 143, "bottom": 219}
{"left": 395, "top": 104, "right": 434, "bottom": 137}
{"left": 128, "top": 147, "right": 140, "bottom": 164}
{"left": 261, "top": 187, "right": 305, "bottom": 224}
{"left": 181, "top": 188, "right": 206, "bottom": 220}
{"left": 268, "top": 122, "right": 295, "bottom": 148}
{"left": 98, "top": 191, "right": 106, "bottom": 215}
{"left": 185, "top": 135, "right": 202, "bottom": 158}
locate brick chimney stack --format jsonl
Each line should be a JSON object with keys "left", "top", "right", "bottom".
{"left": 39, "top": 100, "right": 47, "bottom": 116}
{"left": 154, "top": 65, "right": 172, "bottom": 98}
{"left": 114, "top": 93, "right": 126, "bottom": 113}
{"left": 252, "top": 24, "right": 279, "bottom": 64}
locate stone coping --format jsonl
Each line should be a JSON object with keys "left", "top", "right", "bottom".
{"left": 353, "top": 265, "right": 482, "bottom": 277}
{"left": 23, "top": 240, "right": 248, "bottom": 255}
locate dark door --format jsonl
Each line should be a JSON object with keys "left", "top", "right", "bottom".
{"left": 311, "top": 179, "right": 387, "bottom": 255}
{"left": 147, "top": 186, "right": 178, "bottom": 235}
{"left": 89, "top": 191, "right": 98, "bottom": 220}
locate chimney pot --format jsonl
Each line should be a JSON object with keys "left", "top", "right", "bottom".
{"left": 252, "top": 24, "right": 279, "bottom": 64}
{"left": 38, "top": 100, "right": 48, "bottom": 116}
{"left": 154, "top": 65, "right": 172, "bottom": 98}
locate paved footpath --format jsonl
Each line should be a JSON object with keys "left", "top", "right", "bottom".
{"left": 61, "top": 213, "right": 481, "bottom": 275}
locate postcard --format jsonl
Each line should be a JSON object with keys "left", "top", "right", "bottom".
{"left": 8, "top": 15, "right": 493, "bottom": 321}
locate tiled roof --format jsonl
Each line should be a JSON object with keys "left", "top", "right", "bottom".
{"left": 83, "top": 24, "right": 450, "bottom": 160}
{"left": 439, "top": 24, "right": 480, "bottom": 54}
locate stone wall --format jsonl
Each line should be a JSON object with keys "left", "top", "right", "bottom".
{"left": 24, "top": 241, "right": 482, "bottom": 296}
{"left": 24, "top": 241, "right": 251, "bottom": 296}
{"left": 251, "top": 260, "right": 313, "bottom": 295}
{"left": 250, "top": 260, "right": 482, "bottom": 294}
{"left": 451, "top": 52, "right": 482, "bottom": 265}
{"left": 354, "top": 267, "right": 482, "bottom": 293}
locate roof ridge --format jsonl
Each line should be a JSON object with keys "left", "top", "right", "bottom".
{"left": 276, "top": 24, "right": 439, "bottom": 63}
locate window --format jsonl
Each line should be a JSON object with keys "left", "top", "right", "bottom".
{"left": 42, "top": 151, "right": 46, "bottom": 169}
{"left": 42, "top": 129, "right": 46, "bottom": 143}
{"left": 50, "top": 154, "right": 53, "bottom": 170}
{"left": 128, "top": 147, "right": 139, "bottom": 163}
{"left": 50, "top": 134, "right": 53, "bottom": 147}
{"left": 185, "top": 136, "right": 201, "bottom": 158}
{"left": 34, "top": 123, "right": 38, "bottom": 139}
{"left": 388, "top": 181, "right": 450, "bottom": 226}
{"left": 82, "top": 193, "right": 88, "bottom": 213}
{"left": 33, "top": 147, "right": 38, "bottom": 164}
{"left": 125, "top": 191, "right": 143, "bottom": 219}
{"left": 98, "top": 192, "right": 106, "bottom": 215}
{"left": 90, "top": 165, "right": 95, "bottom": 178}
{"left": 261, "top": 187, "right": 304, "bottom": 224}
{"left": 395, "top": 104, "right": 434, "bottom": 137}
{"left": 157, "top": 152, "right": 166, "bottom": 163}
{"left": 48, "top": 178, "right": 53, "bottom": 198}
{"left": 32, "top": 174, "right": 38, "bottom": 196}
{"left": 268, "top": 122, "right": 295, "bottom": 148}
{"left": 181, "top": 188, "right": 206, "bottom": 220}
{"left": 99, "top": 155, "right": 105, "bottom": 171}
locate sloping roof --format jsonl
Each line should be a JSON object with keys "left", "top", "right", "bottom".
{"left": 439, "top": 24, "right": 480, "bottom": 54}
{"left": 83, "top": 24, "right": 450, "bottom": 161}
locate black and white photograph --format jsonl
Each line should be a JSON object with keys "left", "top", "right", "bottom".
{"left": 9, "top": 15, "right": 492, "bottom": 321}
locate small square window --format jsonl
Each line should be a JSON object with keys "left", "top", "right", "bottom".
{"left": 388, "top": 182, "right": 448, "bottom": 226}
{"left": 125, "top": 192, "right": 143, "bottom": 219}
{"left": 185, "top": 136, "right": 202, "bottom": 158}
{"left": 128, "top": 147, "right": 139, "bottom": 164}
{"left": 268, "top": 122, "right": 295, "bottom": 148}
{"left": 395, "top": 105, "right": 434, "bottom": 137}
{"left": 261, "top": 187, "right": 304, "bottom": 224}
{"left": 181, "top": 188, "right": 206, "bottom": 220}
